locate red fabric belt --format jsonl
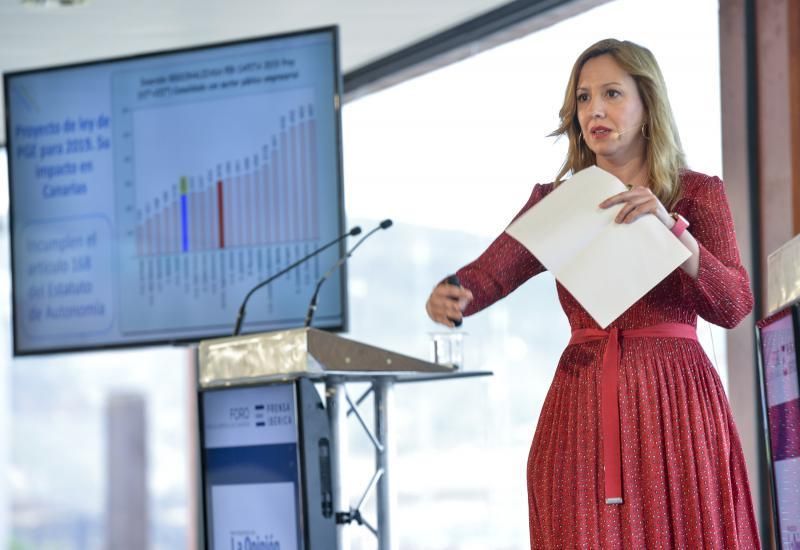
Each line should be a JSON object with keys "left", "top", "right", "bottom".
{"left": 568, "top": 322, "right": 698, "bottom": 505}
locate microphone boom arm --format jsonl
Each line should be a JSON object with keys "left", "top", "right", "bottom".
{"left": 304, "top": 219, "right": 393, "bottom": 328}
{"left": 233, "top": 226, "right": 360, "bottom": 336}
{"left": 304, "top": 255, "right": 349, "bottom": 327}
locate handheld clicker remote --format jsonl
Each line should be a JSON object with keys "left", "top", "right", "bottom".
{"left": 445, "top": 275, "right": 463, "bottom": 327}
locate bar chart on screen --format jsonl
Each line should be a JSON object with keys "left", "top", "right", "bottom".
{"left": 130, "top": 101, "right": 320, "bottom": 257}
{"left": 111, "top": 73, "right": 332, "bottom": 335}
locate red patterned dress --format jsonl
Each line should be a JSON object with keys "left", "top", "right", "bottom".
{"left": 455, "top": 170, "right": 761, "bottom": 549}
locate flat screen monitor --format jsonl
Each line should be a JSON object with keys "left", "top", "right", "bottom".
{"left": 757, "top": 305, "right": 800, "bottom": 548}
{"left": 3, "top": 26, "right": 347, "bottom": 355}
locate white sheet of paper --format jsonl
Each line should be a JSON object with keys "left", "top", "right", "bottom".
{"left": 505, "top": 166, "right": 691, "bottom": 328}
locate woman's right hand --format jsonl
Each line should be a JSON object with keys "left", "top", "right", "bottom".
{"left": 425, "top": 280, "right": 473, "bottom": 327}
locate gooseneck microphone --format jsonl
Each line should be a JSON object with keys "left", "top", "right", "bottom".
{"left": 232, "top": 225, "right": 362, "bottom": 336}
{"left": 304, "top": 219, "right": 393, "bottom": 328}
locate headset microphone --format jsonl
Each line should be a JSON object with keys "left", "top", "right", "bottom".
{"left": 613, "top": 124, "right": 646, "bottom": 140}
{"left": 614, "top": 127, "right": 630, "bottom": 140}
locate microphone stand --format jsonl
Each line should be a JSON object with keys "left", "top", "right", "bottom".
{"left": 304, "top": 219, "right": 392, "bottom": 328}
{"left": 232, "top": 226, "right": 361, "bottom": 336}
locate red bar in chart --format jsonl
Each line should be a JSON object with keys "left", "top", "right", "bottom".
{"left": 217, "top": 180, "right": 225, "bottom": 248}
{"left": 245, "top": 171, "right": 253, "bottom": 246}
{"left": 299, "top": 107, "right": 309, "bottom": 240}
{"left": 307, "top": 105, "right": 319, "bottom": 240}
{"left": 271, "top": 144, "right": 280, "bottom": 243}
{"left": 154, "top": 201, "right": 161, "bottom": 256}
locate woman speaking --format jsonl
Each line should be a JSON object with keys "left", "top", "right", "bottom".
{"left": 425, "top": 39, "right": 760, "bottom": 549}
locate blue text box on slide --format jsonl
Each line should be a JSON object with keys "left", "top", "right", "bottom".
{"left": 20, "top": 215, "right": 113, "bottom": 337}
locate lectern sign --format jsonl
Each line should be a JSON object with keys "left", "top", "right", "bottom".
{"left": 202, "top": 383, "right": 302, "bottom": 550}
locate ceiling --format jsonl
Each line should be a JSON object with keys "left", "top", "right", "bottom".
{"left": 0, "top": 0, "right": 514, "bottom": 142}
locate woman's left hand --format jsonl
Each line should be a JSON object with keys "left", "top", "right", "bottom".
{"left": 598, "top": 185, "right": 672, "bottom": 228}
{"left": 599, "top": 184, "right": 701, "bottom": 279}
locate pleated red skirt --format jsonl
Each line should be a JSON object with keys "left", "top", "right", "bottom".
{"left": 526, "top": 335, "right": 760, "bottom": 548}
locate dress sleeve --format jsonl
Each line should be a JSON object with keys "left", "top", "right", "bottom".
{"left": 456, "top": 183, "right": 550, "bottom": 316}
{"left": 678, "top": 176, "right": 754, "bottom": 328}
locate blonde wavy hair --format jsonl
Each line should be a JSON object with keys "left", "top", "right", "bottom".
{"left": 550, "top": 38, "right": 687, "bottom": 209}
